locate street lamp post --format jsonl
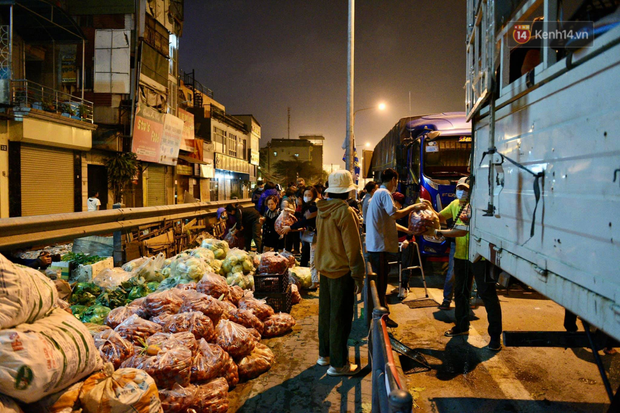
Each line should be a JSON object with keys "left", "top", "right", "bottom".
{"left": 349, "top": 103, "right": 386, "bottom": 178}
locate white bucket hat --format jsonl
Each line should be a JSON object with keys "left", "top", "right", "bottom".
{"left": 327, "top": 170, "right": 357, "bottom": 194}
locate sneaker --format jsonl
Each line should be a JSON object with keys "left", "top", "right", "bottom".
{"left": 317, "top": 356, "right": 330, "bottom": 366}
{"left": 385, "top": 317, "right": 399, "bottom": 328}
{"left": 444, "top": 327, "right": 469, "bottom": 337}
{"left": 398, "top": 287, "right": 409, "bottom": 300}
{"left": 488, "top": 339, "right": 502, "bottom": 351}
{"left": 438, "top": 302, "right": 451, "bottom": 310}
{"left": 327, "top": 362, "right": 359, "bottom": 376}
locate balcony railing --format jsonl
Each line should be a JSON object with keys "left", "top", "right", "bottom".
{"left": 11, "top": 79, "right": 94, "bottom": 123}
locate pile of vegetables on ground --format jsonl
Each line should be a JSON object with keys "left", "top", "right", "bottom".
{"left": 0, "top": 238, "right": 316, "bottom": 412}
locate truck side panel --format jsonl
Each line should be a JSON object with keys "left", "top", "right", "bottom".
{"left": 470, "top": 29, "right": 620, "bottom": 340}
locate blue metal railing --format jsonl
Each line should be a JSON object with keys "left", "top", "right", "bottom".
{"left": 366, "top": 261, "right": 413, "bottom": 412}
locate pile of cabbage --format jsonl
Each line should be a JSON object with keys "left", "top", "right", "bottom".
{"left": 67, "top": 238, "right": 263, "bottom": 324}
{"left": 221, "top": 248, "right": 256, "bottom": 290}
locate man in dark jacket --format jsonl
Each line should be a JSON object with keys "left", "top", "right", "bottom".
{"left": 241, "top": 205, "right": 262, "bottom": 252}
{"left": 251, "top": 180, "right": 264, "bottom": 206}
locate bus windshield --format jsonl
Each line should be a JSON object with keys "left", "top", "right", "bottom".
{"left": 422, "top": 135, "right": 471, "bottom": 179}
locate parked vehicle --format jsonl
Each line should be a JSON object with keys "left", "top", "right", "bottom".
{"left": 370, "top": 112, "right": 471, "bottom": 257}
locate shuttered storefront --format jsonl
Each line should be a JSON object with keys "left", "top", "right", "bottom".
{"left": 21, "top": 144, "right": 74, "bottom": 216}
{"left": 147, "top": 165, "right": 166, "bottom": 206}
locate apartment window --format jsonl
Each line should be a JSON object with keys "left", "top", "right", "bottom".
{"left": 214, "top": 126, "right": 226, "bottom": 154}
{"left": 227, "top": 133, "right": 237, "bottom": 157}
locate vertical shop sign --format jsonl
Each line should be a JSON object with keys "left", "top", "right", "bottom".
{"left": 132, "top": 103, "right": 164, "bottom": 163}
{"left": 159, "top": 113, "right": 184, "bottom": 165}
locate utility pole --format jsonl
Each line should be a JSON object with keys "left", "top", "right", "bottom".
{"left": 346, "top": 0, "right": 355, "bottom": 174}
{"left": 287, "top": 107, "right": 291, "bottom": 140}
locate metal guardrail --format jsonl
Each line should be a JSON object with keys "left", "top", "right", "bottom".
{"left": 0, "top": 199, "right": 252, "bottom": 250}
{"left": 365, "top": 261, "right": 413, "bottom": 412}
{"left": 11, "top": 79, "right": 94, "bottom": 123}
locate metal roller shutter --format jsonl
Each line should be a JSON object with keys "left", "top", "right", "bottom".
{"left": 21, "top": 144, "right": 74, "bottom": 216}
{"left": 147, "top": 165, "right": 166, "bottom": 206}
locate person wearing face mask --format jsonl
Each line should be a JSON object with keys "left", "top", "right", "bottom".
{"left": 366, "top": 168, "right": 424, "bottom": 328}
{"left": 434, "top": 176, "right": 503, "bottom": 351}
{"left": 282, "top": 187, "right": 320, "bottom": 288}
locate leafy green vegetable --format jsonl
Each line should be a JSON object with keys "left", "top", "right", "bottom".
{"left": 81, "top": 305, "right": 111, "bottom": 324}
{"left": 61, "top": 252, "right": 106, "bottom": 266}
{"left": 146, "top": 281, "right": 160, "bottom": 292}
{"left": 126, "top": 285, "right": 149, "bottom": 304}
{"left": 120, "top": 276, "right": 144, "bottom": 291}
{"left": 70, "top": 282, "right": 102, "bottom": 306}
{"left": 70, "top": 305, "right": 88, "bottom": 320}
{"left": 95, "top": 289, "right": 127, "bottom": 309}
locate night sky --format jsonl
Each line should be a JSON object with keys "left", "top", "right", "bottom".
{"left": 180, "top": 0, "right": 467, "bottom": 166}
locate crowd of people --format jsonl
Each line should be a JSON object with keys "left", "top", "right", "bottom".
{"left": 213, "top": 168, "right": 504, "bottom": 376}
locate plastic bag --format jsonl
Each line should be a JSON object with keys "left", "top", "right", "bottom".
{"left": 219, "top": 299, "right": 238, "bottom": 320}
{"left": 200, "top": 238, "right": 229, "bottom": 260}
{"left": 188, "top": 247, "right": 215, "bottom": 263}
{"left": 147, "top": 332, "right": 198, "bottom": 355}
{"left": 275, "top": 208, "right": 297, "bottom": 235}
{"left": 222, "top": 357, "right": 239, "bottom": 389}
{"left": 187, "top": 378, "right": 229, "bottom": 413}
{"left": 135, "top": 344, "right": 193, "bottom": 389}
{"left": 257, "top": 252, "right": 289, "bottom": 275}
{"left": 262, "top": 312, "right": 296, "bottom": 338}
{"left": 83, "top": 322, "right": 111, "bottom": 338}
{"left": 215, "top": 319, "right": 257, "bottom": 359}
{"left": 408, "top": 202, "right": 440, "bottom": 236}
{"left": 104, "top": 305, "right": 144, "bottom": 329}
{"left": 191, "top": 339, "right": 229, "bottom": 382}
{"left": 179, "top": 290, "right": 225, "bottom": 325}
{"left": 291, "top": 284, "right": 302, "bottom": 304}
{"left": 145, "top": 289, "right": 185, "bottom": 316}
{"left": 131, "top": 253, "right": 167, "bottom": 282}
{"left": 290, "top": 266, "right": 313, "bottom": 289}
{"left": 247, "top": 328, "right": 261, "bottom": 342}
{"left": 228, "top": 308, "right": 264, "bottom": 335}
{"left": 129, "top": 296, "right": 151, "bottom": 318}
{"left": 114, "top": 314, "right": 163, "bottom": 344}
{"left": 229, "top": 285, "right": 245, "bottom": 306}
{"left": 159, "top": 311, "right": 215, "bottom": 342}
{"left": 237, "top": 343, "right": 275, "bottom": 381}
{"left": 177, "top": 281, "right": 197, "bottom": 291}
{"left": 158, "top": 384, "right": 196, "bottom": 413}
{"left": 238, "top": 296, "right": 275, "bottom": 321}
{"left": 93, "top": 329, "right": 135, "bottom": 369}
{"left": 196, "top": 271, "right": 230, "bottom": 299}
{"left": 0, "top": 309, "right": 100, "bottom": 403}
{"left": 92, "top": 267, "right": 133, "bottom": 290}
{"left": 121, "top": 257, "right": 149, "bottom": 273}
{"left": 169, "top": 254, "right": 211, "bottom": 282}
{"left": 79, "top": 363, "right": 162, "bottom": 413}
{"left": 279, "top": 250, "right": 296, "bottom": 268}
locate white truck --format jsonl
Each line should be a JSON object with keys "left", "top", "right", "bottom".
{"left": 466, "top": 0, "right": 620, "bottom": 399}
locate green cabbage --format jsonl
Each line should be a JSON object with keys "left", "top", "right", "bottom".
{"left": 81, "top": 305, "right": 111, "bottom": 324}
{"left": 95, "top": 289, "right": 127, "bottom": 309}
{"left": 70, "top": 304, "right": 88, "bottom": 320}
{"left": 70, "top": 282, "right": 102, "bottom": 306}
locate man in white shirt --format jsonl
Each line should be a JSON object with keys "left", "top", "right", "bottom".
{"left": 366, "top": 168, "right": 422, "bottom": 327}
{"left": 87, "top": 192, "right": 101, "bottom": 211}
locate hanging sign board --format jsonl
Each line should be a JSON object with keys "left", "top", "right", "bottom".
{"left": 132, "top": 103, "right": 164, "bottom": 163}
{"left": 159, "top": 113, "right": 184, "bottom": 165}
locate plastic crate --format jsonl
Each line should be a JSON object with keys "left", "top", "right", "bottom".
{"left": 254, "top": 284, "right": 293, "bottom": 313}
{"left": 254, "top": 268, "right": 290, "bottom": 293}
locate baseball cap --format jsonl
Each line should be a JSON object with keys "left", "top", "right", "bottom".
{"left": 327, "top": 170, "right": 357, "bottom": 194}
{"left": 456, "top": 177, "right": 470, "bottom": 189}
{"left": 392, "top": 192, "right": 405, "bottom": 205}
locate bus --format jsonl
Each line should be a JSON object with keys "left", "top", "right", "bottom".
{"left": 370, "top": 112, "right": 471, "bottom": 257}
